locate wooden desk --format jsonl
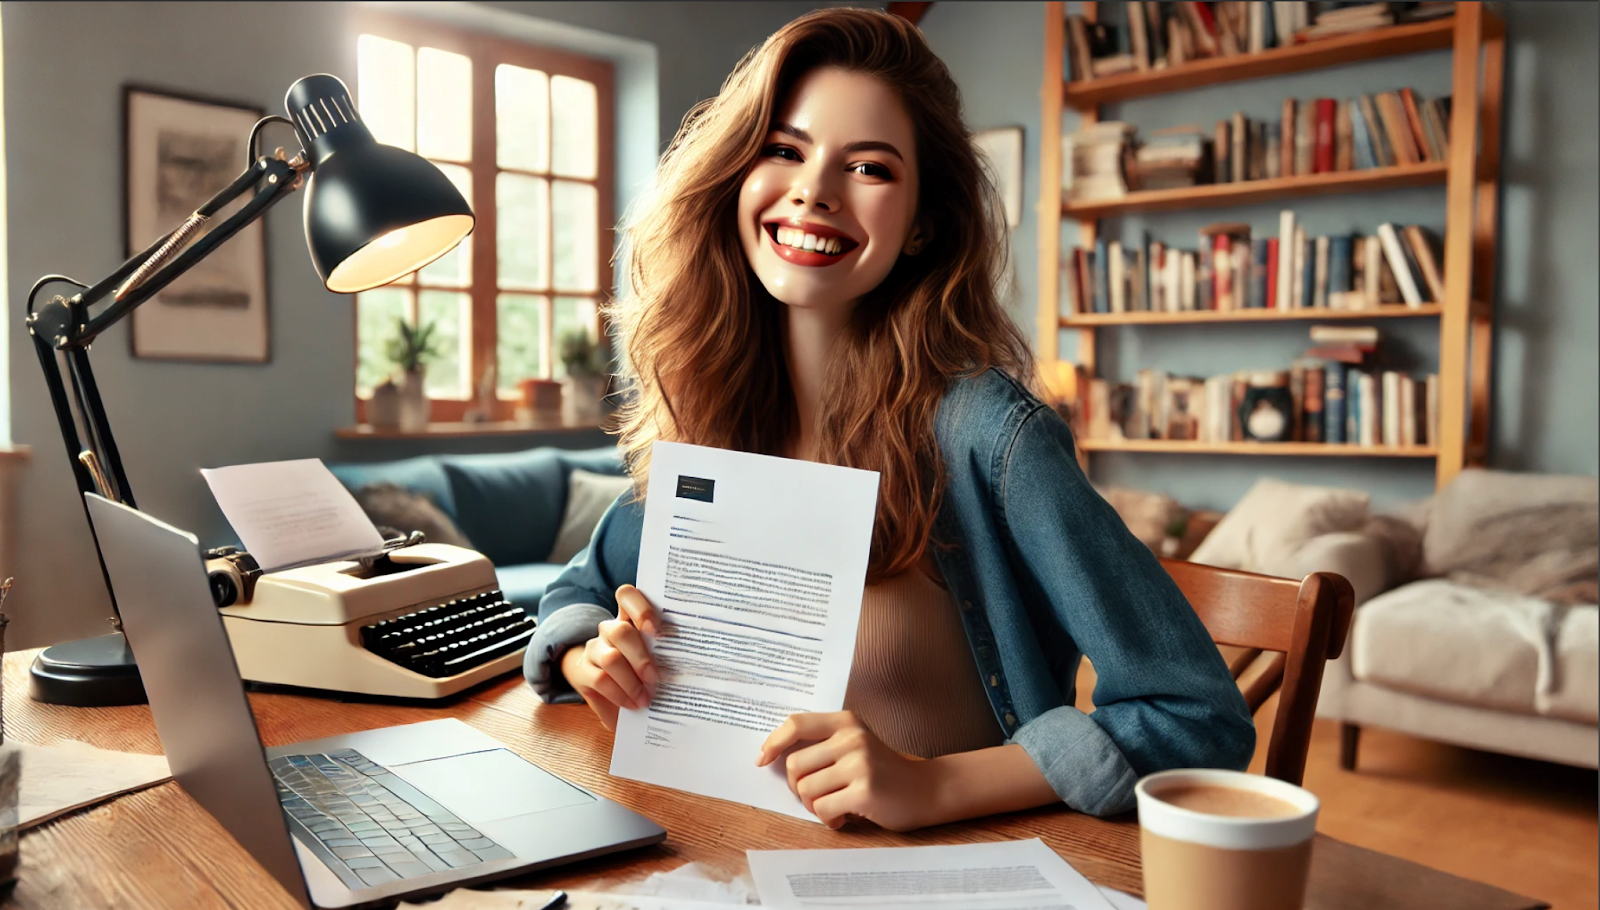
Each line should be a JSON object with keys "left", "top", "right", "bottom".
{"left": 3, "top": 650, "right": 1545, "bottom": 910}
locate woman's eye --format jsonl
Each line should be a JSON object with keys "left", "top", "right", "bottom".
{"left": 764, "top": 144, "right": 801, "bottom": 162}
{"left": 851, "top": 162, "right": 893, "bottom": 179}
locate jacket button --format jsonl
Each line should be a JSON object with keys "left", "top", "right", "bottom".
{"left": 1005, "top": 712, "right": 1017, "bottom": 726}
{"left": 989, "top": 674, "right": 999, "bottom": 687}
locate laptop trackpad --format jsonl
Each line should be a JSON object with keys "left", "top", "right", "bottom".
{"left": 390, "top": 748, "right": 594, "bottom": 824}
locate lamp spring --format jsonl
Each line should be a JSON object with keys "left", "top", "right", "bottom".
{"left": 115, "top": 212, "right": 210, "bottom": 302}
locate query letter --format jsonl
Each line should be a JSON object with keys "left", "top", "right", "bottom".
{"left": 609, "top": 442, "right": 879, "bottom": 820}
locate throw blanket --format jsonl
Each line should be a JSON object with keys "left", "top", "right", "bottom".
{"left": 1447, "top": 502, "right": 1600, "bottom": 605}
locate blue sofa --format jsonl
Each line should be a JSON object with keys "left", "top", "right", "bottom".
{"left": 328, "top": 446, "right": 625, "bottom": 609}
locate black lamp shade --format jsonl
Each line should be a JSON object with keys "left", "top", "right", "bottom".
{"left": 286, "top": 75, "right": 475, "bottom": 294}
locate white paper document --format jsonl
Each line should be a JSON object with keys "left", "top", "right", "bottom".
{"left": 201, "top": 458, "right": 385, "bottom": 572}
{"left": 12, "top": 739, "right": 173, "bottom": 829}
{"left": 747, "top": 839, "right": 1117, "bottom": 910}
{"left": 610, "top": 442, "right": 880, "bottom": 821}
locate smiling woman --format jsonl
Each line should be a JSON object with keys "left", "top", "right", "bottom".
{"left": 528, "top": 8, "right": 1254, "bottom": 835}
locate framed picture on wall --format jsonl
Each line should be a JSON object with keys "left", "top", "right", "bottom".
{"left": 124, "top": 85, "right": 270, "bottom": 362}
{"left": 974, "top": 126, "right": 1024, "bottom": 230}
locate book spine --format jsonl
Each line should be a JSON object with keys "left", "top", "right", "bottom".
{"left": 1231, "top": 238, "right": 1249, "bottom": 312}
{"left": 1299, "top": 230, "right": 1315, "bottom": 309}
{"left": 1295, "top": 101, "right": 1315, "bottom": 176}
{"left": 1405, "top": 225, "right": 1446, "bottom": 302}
{"left": 1197, "top": 249, "right": 1214, "bottom": 310}
{"left": 1265, "top": 123, "right": 1281, "bottom": 179}
{"left": 1400, "top": 375, "right": 1417, "bottom": 447}
{"left": 1276, "top": 210, "right": 1296, "bottom": 309}
{"left": 1214, "top": 119, "right": 1231, "bottom": 184}
{"left": 1213, "top": 233, "right": 1233, "bottom": 309}
{"left": 1265, "top": 237, "right": 1280, "bottom": 311}
{"left": 1147, "top": 1, "right": 1168, "bottom": 65}
{"left": 1093, "top": 240, "right": 1110, "bottom": 313}
{"left": 1180, "top": 252, "right": 1197, "bottom": 311}
{"left": 1377, "top": 223, "right": 1424, "bottom": 306}
{"left": 1359, "top": 94, "right": 1394, "bottom": 167}
{"left": 1350, "top": 98, "right": 1378, "bottom": 170}
{"left": 1289, "top": 360, "right": 1306, "bottom": 441}
{"left": 1359, "top": 371, "right": 1377, "bottom": 446}
{"left": 1063, "top": 251, "right": 1079, "bottom": 316}
{"left": 1134, "top": 243, "right": 1150, "bottom": 312}
{"left": 1324, "top": 362, "right": 1346, "bottom": 444}
{"left": 1327, "top": 235, "right": 1353, "bottom": 306}
{"left": 1382, "top": 371, "right": 1401, "bottom": 446}
{"left": 1313, "top": 98, "right": 1336, "bottom": 173}
{"left": 1231, "top": 111, "right": 1248, "bottom": 183}
{"left": 1313, "top": 235, "right": 1330, "bottom": 309}
{"left": 1246, "top": 239, "right": 1267, "bottom": 308}
{"left": 1363, "top": 234, "right": 1382, "bottom": 308}
{"left": 1303, "top": 363, "right": 1325, "bottom": 443}
{"left": 1400, "top": 88, "right": 1431, "bottom": 162}
{"left": 1109, "top": 240, "right": 1126, "bottom": 313}
{"left": 1280, "top": 98, "right": 1297, "bottom": 177}
{"left": 1229, "top": 373, "right": 1248, "bottom": 441}
{"left": 1129, "top": 2, "right": 1151, "bottom": 71}
{"left": 1166, "top": 246, "right": 1183, "bottom": 313}
{"left": 1376, "top": 91, "right": 1420, "bottom": 165}
{"left": 1335, "top": 100, "right": 1353, "bottom": 171}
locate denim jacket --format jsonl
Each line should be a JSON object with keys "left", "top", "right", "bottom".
{"left": 524, "top": 367, "right": 1254, "bottom": 816}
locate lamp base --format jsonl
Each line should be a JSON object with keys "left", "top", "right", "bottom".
{"left": 28, "top": 633, "right": 147, "bottom": 706}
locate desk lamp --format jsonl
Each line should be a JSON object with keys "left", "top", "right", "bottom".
{"left": 24, "top": 75, "right": 474, "bottom": 706}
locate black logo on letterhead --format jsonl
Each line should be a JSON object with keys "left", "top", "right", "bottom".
{"left": 675, "top": 476, "right": 715, "bottom": 503}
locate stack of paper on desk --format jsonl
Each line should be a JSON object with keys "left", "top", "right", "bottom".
{"left": 610, "top": 442, "right": 880, "bottom": 821}
{"left": 748, "top": 840, "right": 1119, "bottom": 910}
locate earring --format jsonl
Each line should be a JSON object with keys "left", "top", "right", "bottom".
{"left": 905, "top": 239, "right": 923, "bottom": 256}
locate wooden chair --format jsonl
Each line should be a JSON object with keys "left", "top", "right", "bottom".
{"left": 1160, "top": 559, "right": 1357, "bottom": 787}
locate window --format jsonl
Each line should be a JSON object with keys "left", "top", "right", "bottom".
{"left": 353, "top": 14, "right": 613, "bottom": 422}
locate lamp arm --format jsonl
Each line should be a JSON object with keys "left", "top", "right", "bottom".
{"left": 77, "top": 155, "right": 304, "bottom": 342}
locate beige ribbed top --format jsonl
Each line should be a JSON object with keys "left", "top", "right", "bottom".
{"left": 843, "top": 562, "right": 1006, "bottom": 759}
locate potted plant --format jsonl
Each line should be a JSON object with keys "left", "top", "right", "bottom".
{"left": 385, "top": 318, "right": 442, "bottom": 431}
{"left": 559, "top": 329, "right": 612, "bottom": 421}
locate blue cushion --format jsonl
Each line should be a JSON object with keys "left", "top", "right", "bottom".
{"left": 439, "top": 450, "right": 567, "bottom": 566}
{"left": 327, "top": 456, "right": 457, "bottom": 519}
{"left": 496, "top": 562, "right": 573, "bottom": 609}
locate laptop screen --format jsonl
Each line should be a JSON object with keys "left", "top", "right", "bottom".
{"left": 85, "top": 494, "right": 312, "bottom": 909}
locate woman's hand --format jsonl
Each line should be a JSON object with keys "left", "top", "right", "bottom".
{"left": 559, "top": 585, "right": 661, "bottom": 732}
{"left": 757, "top": 711, "right": 939, "bottom": 832}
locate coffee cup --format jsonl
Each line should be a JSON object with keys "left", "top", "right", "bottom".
{"left": 1136, "top": 769, "right": 1319, "bottom": 910}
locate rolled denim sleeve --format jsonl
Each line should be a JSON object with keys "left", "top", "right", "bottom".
{"left": 522, "top": 492, "right": 644, "bottom": 703}
{"left": 999, "top": 407, "right": 1255, "bottom": 815}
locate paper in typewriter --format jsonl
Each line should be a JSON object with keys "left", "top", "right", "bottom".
{"left": 610, "top": 441, "right": 879, "bottom": 821}
{"left": 201, "top": 458, "right": 385, "bottom": 572}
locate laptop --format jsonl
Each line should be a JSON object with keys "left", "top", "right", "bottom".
{"left": 86, "top": 493, "right": 665, "bottom": 908}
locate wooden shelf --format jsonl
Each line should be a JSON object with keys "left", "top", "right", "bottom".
{"left": 336, "top": 418, "right": 607, "bottom": 439}
{"left": 1079, "top": 439, "right": 1438, "bottom": 458}
{"left": 1063, "top": 162, "right": 1448, "bottom": 220}
{"left": 1062, "top": 304, "right": 1441, "bottom": 327}
{"left": 1063, "top": 18, "right": 1457, "bottom": 109}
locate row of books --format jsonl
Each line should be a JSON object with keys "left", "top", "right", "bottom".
{"left": 1060, "top": 215, "right": 1444, "bottom": 316}
{"left": 1082, "top": 364, "right": 1440, "bottom": 448}
{"left": 1214, "top": 90, "right": 1452, "bottom": 187}
{"left": 1067, "top": 2, "right": 1455, "bottom": 82}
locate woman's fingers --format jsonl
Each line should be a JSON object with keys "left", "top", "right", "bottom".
{"left": 759, "top": 712, "right": 854, "bottom": 766}
{"left": 585, "top": 635, "right": 646, "bottom": 707}
{"left": 616, "top": 585, "right": 661, "bottom": 636}
{"left": 600, "top": 617, "right": 659, "bottom": 688}
{"left": 811, "top": 784, "right": 861, "bottom": 829}
{"left": 784, "top": 737, "right": 849, "bottom": 794}
{"left": 793, "top": 761, "right": 854, "bottom": 814}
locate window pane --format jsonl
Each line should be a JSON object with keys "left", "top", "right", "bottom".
{"left": 355, "top": 287, "right": 411, "bottom": 393}
{"left": 496, "top": 64, "right": 549, "bottom": 173}
{"left": 417, "top": 47, "right": 471, "bottom": 162}
{"left": 419, "top": 163, "right": 472, "bottom": 286}
{"left": 550, "top": 75, "right": 597, "bottom": 179}
{"left": 551, "top": 296, "right": 599, "bottom": 379}
{"left": 552, "top": 180, "right": 598, "bottom": 292}
{"left": 357, "top": 35, "right": 414, "bottom": 151}
{"left": 418, "top": 289, "right": 468, "bottom": 398}
{"left": 497, "top": 173, "right": 549, "bottom": 290}
{"left": 497, "top": 293, "right": 547, "bottom": 386}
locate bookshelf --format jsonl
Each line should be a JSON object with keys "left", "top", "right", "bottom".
{"left": 1037, "top": 2, "right": 1506, "bottom": 488}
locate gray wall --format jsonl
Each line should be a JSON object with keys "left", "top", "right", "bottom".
{"left": 3, "top": 0, "right": 862, "bottom": 649}
{"left": 921, "top": 1, "right": 1599, "bottom": 513}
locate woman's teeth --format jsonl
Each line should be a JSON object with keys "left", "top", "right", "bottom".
{"left": 773, "top": 226, "right": 847, "bottom": 255}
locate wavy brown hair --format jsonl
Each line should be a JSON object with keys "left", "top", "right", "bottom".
{"left": 608, "top": 8, "right": 1032, "bottom": 582}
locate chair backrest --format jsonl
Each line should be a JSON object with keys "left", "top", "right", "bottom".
{"left": 1160, "top": 559, "right": 1356, "bottom": 787}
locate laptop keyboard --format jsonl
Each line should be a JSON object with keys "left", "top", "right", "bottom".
{"left": 270, "top": 748, "right": 513, "bottom": 888}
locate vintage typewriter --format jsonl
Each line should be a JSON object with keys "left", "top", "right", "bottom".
{"left": 209, "top": 538, "right": 536, "bottom": 700}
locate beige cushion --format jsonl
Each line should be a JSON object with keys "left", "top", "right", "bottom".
{"left": 1352, "top": 579, "right": 1545, "bottom": 715}
{"left": 546, "top": 470, "right": 633, "bottom": 564}
{"left": 1544, "top": 606, "right": 1599, "bottom": 724}
{"left": 1190, "top": 478, "right": 1370, "bottom": 575}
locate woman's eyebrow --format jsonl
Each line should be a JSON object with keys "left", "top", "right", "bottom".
{"left": 769, "top": 123, "right": 904, "bottom": 161}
